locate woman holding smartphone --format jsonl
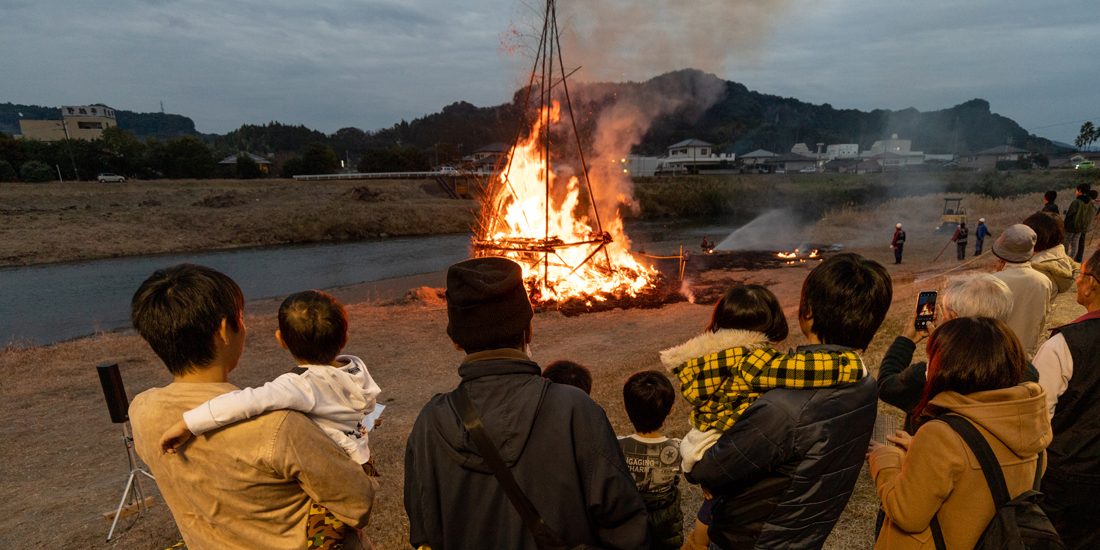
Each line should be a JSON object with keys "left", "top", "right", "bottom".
{"left": 867, "top": 317, "right": 1052, "bottom": 550}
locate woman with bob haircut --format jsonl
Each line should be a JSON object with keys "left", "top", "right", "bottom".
{"left": 868, "top": 317, "right": 1052, "bottom": 550}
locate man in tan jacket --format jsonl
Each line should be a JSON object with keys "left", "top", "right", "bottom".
{"left": 991, "top": 224, "right": 1057, "bottom": 357}
{"left": 129, "top": 264, "right": 378, "bottom": 550}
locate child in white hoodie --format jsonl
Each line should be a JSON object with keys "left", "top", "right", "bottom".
{"left": 158, "top": 290, "right": 380, "bottom": 549}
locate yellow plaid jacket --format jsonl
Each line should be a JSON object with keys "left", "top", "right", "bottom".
{"left": 671, "top": 347, "right": 865, "bottom": 432}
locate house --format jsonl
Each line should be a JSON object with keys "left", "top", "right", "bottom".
{"left": 768, "top": 153, "right": 816, "bottom": 173}
{"left": 821, "top": 158, "right": 860, "bottom": 173}
{"left": 661, "top": 139, "right": 734, "bottom": 172}
{"left": 740, "top": 149, "right": 777, "bottom": 167}
{"left": 472, "top": 142, "right": 509, "bottom": 161}
{"left": 218, "top": 152, "right": 273, "bottom": 173}
{"left": 855, "top": 159, "right": 882, "bottom": 174}
{"left": 17, "top": 104, "right": 118, "bottom": 142}
{"left": 960, "top": 145, "right": 1029, "bottom": 171}
{"left": 870, "top": 152, "right": 909, "bottom": 172}
{"left": 667, "top": 139, "right": 713, "bottom": 161}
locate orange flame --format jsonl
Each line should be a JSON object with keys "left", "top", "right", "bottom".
{"left": 777, "top": 251, "right": 797, "bottom": 259}
{"left": 478, "top": 102, "right": 658, "bottom": 302}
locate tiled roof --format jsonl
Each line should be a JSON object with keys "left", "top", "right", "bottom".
{"left": 668, "top": 138, "right": 713, "bottom": 148}
{"left": 741, "top": 149, "right": 777, "bottom": 158}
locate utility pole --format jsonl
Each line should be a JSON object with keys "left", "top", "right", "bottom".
{"left": 60, "top": 116, "right": 79, "bottom": 180}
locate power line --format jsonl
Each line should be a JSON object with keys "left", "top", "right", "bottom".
{"left": 1026, "top": 117, "right": 1100, "bottom": 131}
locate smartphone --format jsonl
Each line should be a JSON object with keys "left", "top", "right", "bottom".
{"left": 914, "top": 291, "right": 937, "bottom": 330}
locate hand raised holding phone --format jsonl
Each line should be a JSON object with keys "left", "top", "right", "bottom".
{"left": 903, "top": 291, "right": 937, "bottom": 343}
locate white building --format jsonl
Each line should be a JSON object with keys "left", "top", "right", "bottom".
{"left": 826, "top": 144, "right": 859, "bottom": 159}
{"left": 864, "top": 134, "right": 924, "bottom": 165}
{"left": 791, "top": 143, "right": 814, "bottom": 156}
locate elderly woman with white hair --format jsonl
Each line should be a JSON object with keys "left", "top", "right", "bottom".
{"left": 877, "top": 273, "right": 1040, "bottom": 431}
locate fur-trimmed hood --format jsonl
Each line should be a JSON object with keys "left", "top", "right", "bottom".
{"left": 1031, "top": 246, "right": 1078, "bottom": 293}
{"left": 660, "top": 329, "right": 771, "bottom": 372}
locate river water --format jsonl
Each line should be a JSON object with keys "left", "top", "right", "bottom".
{"left": 1, "top": 234, "right": 474, "bottom": 346}
{"left": 1, "top": 217, "right": 749, "bottom": 346}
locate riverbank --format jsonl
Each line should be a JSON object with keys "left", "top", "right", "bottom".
{"left": 0, "top": 178, "right": 477, "bottom": 266}
{"left": 3, "top": 186, "right": 1092, "bottom": 549}
{"left": 4, "top": 170, "right": 1094, "bottom": 268}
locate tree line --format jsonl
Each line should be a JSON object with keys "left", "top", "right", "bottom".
{"left": 0, "top": 126, "right": 462, "bottom": 182}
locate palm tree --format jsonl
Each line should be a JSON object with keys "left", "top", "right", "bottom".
{"left": 1078, "top": 122, "right": 1096, "bottom": 151}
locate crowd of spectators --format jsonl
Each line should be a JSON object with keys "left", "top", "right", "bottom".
{"left": 124, "top": 191, "right": 1099, "bottom": 549}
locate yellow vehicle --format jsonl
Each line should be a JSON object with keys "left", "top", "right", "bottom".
{"left": 939, "top": 197, "right": 967, "bottom": 230}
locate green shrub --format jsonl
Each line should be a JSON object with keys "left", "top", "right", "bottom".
{"left": 19, "top": 160, "right": 53, "bottom": 183}
{"left": 280, "top": 156, "right": 306, "bottom": 178}
{"left": 236, "top": 154, "right": 264, "bottom": 179}
{"left": 0, "top": 160, "right": 16, "bottom": 182}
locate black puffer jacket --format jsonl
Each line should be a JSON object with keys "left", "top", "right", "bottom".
{"left": 404, "top": 349, "right": 650, "bottom": 550}
{"left": 689, "top": 345, "right": 878, "bottom": 550}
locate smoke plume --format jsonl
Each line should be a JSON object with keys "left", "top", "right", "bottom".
{"left": 715, "top": 209, "right": 801, "bottom": 251}
{"left": 556, "top": 0, "right": 801, "bottom": 82}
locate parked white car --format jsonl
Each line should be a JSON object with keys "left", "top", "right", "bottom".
{"left": 799, "top": 166, "right": 817, "bottom": 173}
{"left": 97, "top": 173, "right": 126, "bottom": 183}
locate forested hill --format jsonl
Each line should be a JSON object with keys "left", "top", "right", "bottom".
{"left": 0, "top": 102, "right": 201, "bottom": 140}
{"left": 3, "top": 70, "right": 1065, "bottom": 157}
{"left": 213, "top": 70, "right": 1058, "bottom": 158}
{"left": 623, "top": 70, "right": 1060, "bottom": 156}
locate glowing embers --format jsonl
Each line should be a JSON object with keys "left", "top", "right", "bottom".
{"left": 776, "top": 248, "right": 822, "bottom": 265}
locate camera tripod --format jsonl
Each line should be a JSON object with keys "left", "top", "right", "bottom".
{"left": 106, "top": 421, "right": 156, "bottom": 542}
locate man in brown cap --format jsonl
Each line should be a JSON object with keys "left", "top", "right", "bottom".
{"left": 991, "top": 224, "right": 1057, "bottom": 357}
{"left": 403, "top": 257, "right": 649, "bottom": 550}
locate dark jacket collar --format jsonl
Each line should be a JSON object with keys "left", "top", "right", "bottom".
{"left": 793, "top": 344, "right": 856, "bottom": 353}
{"left": 458, "top": 348, "right": 540, "bottom": 381}
{"left": 1051, "top": 309, "right": 1100, "bottom": 335}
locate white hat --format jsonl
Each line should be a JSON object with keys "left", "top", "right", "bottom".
{"left": 979, "top": 218, "right": 985, "bottom": 222}
{"left": 896, "top": 223, "right": 902, "bottom": 228}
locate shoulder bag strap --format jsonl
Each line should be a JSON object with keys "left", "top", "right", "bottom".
{"left": 1032, "top": 450, "right": 1045, "bottom": 491}
{"left": 931, "top": 515, "right": 948, "bottom": 550}
{"left": 452, "top": 384, "right": 569, "bottom": 550}
{"left": 929, "top": 414, "right": 1017, "bottom": 550}
{"left": 937, "top": 415, "right": 1012, "bottom": 507}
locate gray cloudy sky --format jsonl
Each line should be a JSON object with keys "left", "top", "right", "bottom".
{"left": 1, "top": 0, "right": 1097, "bottom": 144}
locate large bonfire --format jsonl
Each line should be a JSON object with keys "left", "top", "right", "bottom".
{"left": 472, "top": 101, "right": 660, "bottom": 305}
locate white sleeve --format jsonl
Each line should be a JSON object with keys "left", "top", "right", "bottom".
{"left": 1033, "top": 333, "right": 1074, "bottom": 419}
{"left": 183, "top": 372, "right": 321, "bottom": 435}
{"left": 680, "top": 427, "right": 723, "bottom": 474}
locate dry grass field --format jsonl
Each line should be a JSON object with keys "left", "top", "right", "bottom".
{"left": 1, "top": 186, "right": 1093, "bottom": 549}
{"left": 0, "top": 178, "right": 477, "bottom": 267}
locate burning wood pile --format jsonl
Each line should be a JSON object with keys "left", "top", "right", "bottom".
{"left": 471, "top": 0, "right": 665, "bottom": 312}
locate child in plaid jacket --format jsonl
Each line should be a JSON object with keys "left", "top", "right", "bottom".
{"left": 659, "top": 285, "right": 865, "bottom": 474}
{"left": 661, "top": 284, "right": 865, "bottom": 550}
